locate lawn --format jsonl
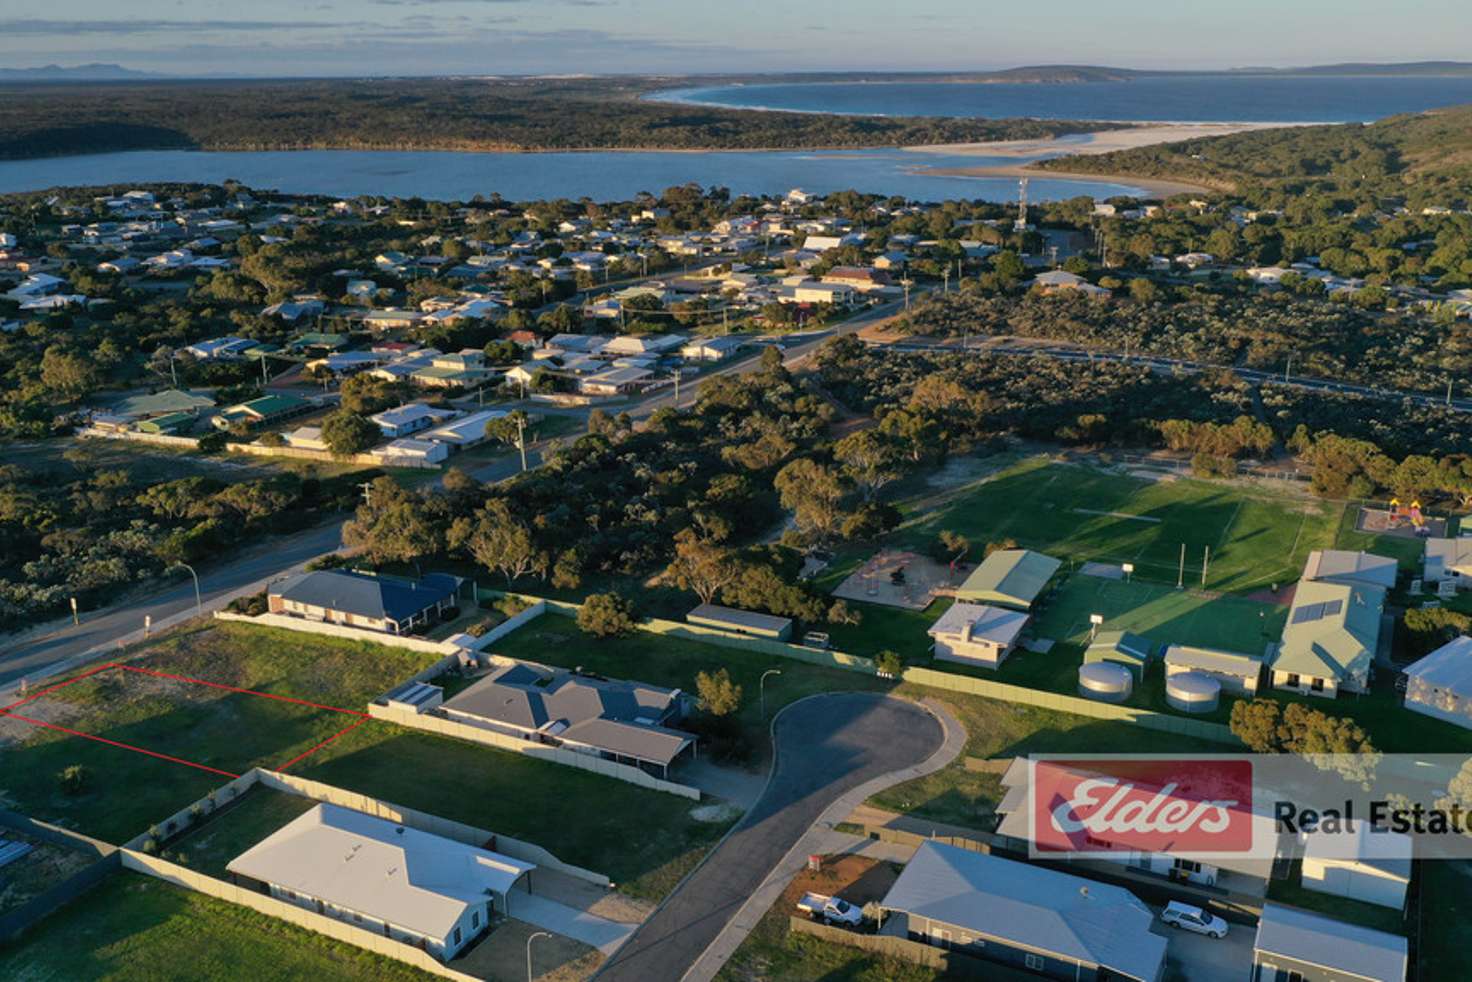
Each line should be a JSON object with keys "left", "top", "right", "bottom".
{"left": 1266, "top": 867, "right": 1408, "bottom": 936}
{"left": 1419, "top": 861, "right": 1472, "bottom": 979}
{"left": 169, "top": 785, "right": 317, "bottom": 878}
{"left": 0, "top": 872, "right": 434, "bottom": 982}
{"left": 0, "top": 623, "right": 439, "bottom": 844}
{"left": 485, "top": 612, "right": 891, "bottom": 762}
{"left": 898, "top": 457, "right": 1344, "bottom": 594}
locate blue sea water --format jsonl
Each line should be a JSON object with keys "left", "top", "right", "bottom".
{"left": 657, "top": 75, "right": 1472, "bottom": 123}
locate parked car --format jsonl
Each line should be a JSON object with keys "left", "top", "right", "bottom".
{"left": 803, "top": 631, "right": 831, "bottom": 650}
{"left": 795, "top": 892, "right": 862, "bottom": 928}
{"left": 1161, "top": 901, "right": 1229, "bottom": 938}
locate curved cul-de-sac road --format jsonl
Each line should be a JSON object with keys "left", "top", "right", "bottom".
{"left": 594, "top": 691, "right": 945, "bottom": 982}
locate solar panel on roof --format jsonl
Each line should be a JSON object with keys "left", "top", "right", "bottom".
{"left": 1323, "top": 599, "right": 1343, "bottom": 616}
{"left": 1291, "top": 603, "right": 1325, "bottom": 624}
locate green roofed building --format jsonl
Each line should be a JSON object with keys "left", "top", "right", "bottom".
{"left": 1083, "top": 630, "right": 1153, "bottom": 680}
{"left": 954, "top": 549, "right": 1062, "bottom": 611}
{"left": 212, "top": 393, "right": 314, "bottom": 431}
{"left": 112, "top": 388, "right": 216, "bottom": 419}
{"left": 1268, "top": 578, "right": 1385, "bottom": 699}
{"left": 135, "top": 411, "right": 197, "bottom": 435}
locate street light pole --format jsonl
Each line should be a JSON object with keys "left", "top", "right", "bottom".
{"left": 171, "top": 562, "right": 201, "bottom": 615}
{"left": 760, "top": 669, "right": 782, "bottom": 719}
{"left": 526, "top": 931, "right": 552, "bottom": 982}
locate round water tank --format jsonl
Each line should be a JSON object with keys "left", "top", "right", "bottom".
{"left": 1078, "top": 661, "right": 1133, "bottom": 702}
{"left": 1166, "top": 671, "right": 1221, "bottom": 714}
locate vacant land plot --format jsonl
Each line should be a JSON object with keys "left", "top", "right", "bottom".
{"left": 900, "top": 458, "right": 1343, "bottom": 594}
{"left": 0, "top": 872, "right": 434, "bottom": 981}
{"left": 0, "top": 834, "right": 93, "bottom": 915}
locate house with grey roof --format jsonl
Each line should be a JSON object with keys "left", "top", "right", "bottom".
{"left": 227, "top": 802, "right": 533, "bottom": 962}
{"left": 687, "top": 603, "right": 793, "bottom": 640}
{"left": 1424, "top": 535, "right": 1472, "bottom": 588}
{"left": 879, "top": 841, "right": 1166, "bottom": 982}
{"left": 268, "top": 569, "right": 465, "bottom": 635}
{"left": 1268, "top": 577, "right": 1385, "bottom": 698}
{"left": 926, "top": 602, "right": 1029, "bottom": 669}
{"left": 1252, "top": 903, "right": 1407, "bottom": 982}
{"left": 441, "top": 661, "right": 693, "bottom": 776}
{"left": 953, "top": 549, "right": 1061, "bottom": 611}
{"left": 1403, "top": 635, "right": 1472, "bottom": 729}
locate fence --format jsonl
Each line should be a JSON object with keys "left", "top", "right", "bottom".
{"left": 366, "top": 703, "right": 702, "bottom": 801}
{"left": 77, "top": 426, "right": 201, "bottom": 449}
{"left": 120, "top": 849, "right": 482, "bottom": 982}
{"left": 0, "top": 808, "right": 122, "bottom": 945}
{"left": 225, "top": 441, "right": 441, "bottom": 470}
{"left": 213, "top": 611, "right": 462, "bottom": 656}
{"left": 900, "top": 667, "right": 1240, "bottom": 745}
{"left": 463, "top": 600, "right": 548, "bottom": 650}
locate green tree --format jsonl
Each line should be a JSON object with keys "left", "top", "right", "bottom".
{"left": 665, "top": 527, "right": 744, "bottom": 605}
{"left": 1229, "top": 698, "right": 1284, "bottom": 753}
{"left": 695, "top": 667, "right": 743, "bottom": 717}
{"left": 774, "top": 458, "right": 848, "bottom": 542}
{"left": 577, "top": 592, "right": 636, "bottom": 638}
{"left": 320, "top": 411, "right": 380, "bottom": 457}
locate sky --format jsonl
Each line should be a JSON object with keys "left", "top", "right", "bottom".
{"left": 2, "top": 0, "right": 1471, "bottom": 78}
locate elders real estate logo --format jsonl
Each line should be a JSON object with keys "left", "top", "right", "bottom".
{"left": 1028, "top": 756, "right": 1254, "bottom": 856}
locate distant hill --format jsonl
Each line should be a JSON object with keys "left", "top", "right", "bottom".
{"left": 0, "top": 64, "right": 160, "bottom": 82}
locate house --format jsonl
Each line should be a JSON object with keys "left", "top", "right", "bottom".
{"left": 1083, "top": 631, "right": 1153, "bottom": 680}
{"left": 780, "top": 281, "right": 856, "bottom": 305}
{"left": 926, "top": 602, "right": 1029, "bottom": 669}
{"left": 422, "top": 409, "right": 508, "bottom": 451}
{"left": 226, "top": 802, "right": 533, "bottom": 962}
{"left": 361, "top": 309, "right": 427, "bottom": 331}
{"left": 1424, "top": 536, "right": 1472, "bottom": 588}
{"left": 878, "top": 841, "right": 1166, "bottom": 982}
{"left": 1402, "top": 635, "right": 1472, "bottom": 729}
{"left": 680, "top": 336, "right": 745, "bottom": 362}
{"left": 185, "top": 336, "right": 259, "bottom": 361}
{"left": 111, "top": 388, "right": 216, "bottom": 420}
{"left": 1302, "top": 549, "right": 1398, "bottom": 591}
{"left": 412, "top": 350, "right": 491, "bottom": 389}
{"left": 1030, "top": 269, "right": 1112, "bottom": 298}
{"left": 1251, "top": 903, "right": 1407, "bottom": 982}
{"left": 268, "top": 569, "right": 465, "bottom": 635}
{"left": 953, "top": 549, "right": 1061, "bottom": 611}
{"left": 369, "top": 403, "right": 459, "bottom": 439}
{"left": 821, "top": 266, "right": 892, "bottom": 292}
{"left": 440, "top": 661, "right": 694, "bottom": 777}
{"left": 1301, "top": 822, "right": 1412, "bottom": 911}
{"left": 579, "top": 366, "right": 652, "bottom": 396}
{"left": 283, "top": 426, "right": 330, "bottom": 451}
{"left": 686, "top": 603, "right": 793, "bottom": 641}
{"left": 603, "top": 334, "right": 686, "bottom": 357}
{"left": 1268, "top": 578, "right": 1385, "bottom": 697}
{"left": 212, "top": 394, "right": 314, "bottom": 431}
{"left": 1162, "top": 643, "right": 1264, "bottom": 696}
{"left": 373, "top": 438, "right": 450, "bottom": 466}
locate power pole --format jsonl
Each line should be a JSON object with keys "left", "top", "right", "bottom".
{"left": 1448, "top": 379, "right": 1454, "bottom": 407}
{"left": 1201, "top": 545, "right": 1210, "bottom": 587}
{"left": 1177, "top": 543, "right": 1186, "bottom": 590}
{"left": 515, "top": 414, "right": 527, "bottom": 472}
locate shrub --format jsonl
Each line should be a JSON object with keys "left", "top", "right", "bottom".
{"left": 576, "top": 592, "right": 636, "bottom": 638}
{"left": 875, "top": 650, "right": 903, "bottom": 678}
{"left": 58, "top": 764, "right": 89, "bottom": 795}
{"left": 696, "top": 668, "right": 743, "bottom": 717}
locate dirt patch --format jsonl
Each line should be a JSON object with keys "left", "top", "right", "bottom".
{"left": 0, "top": 691, "right": 90, "bottom": 748}
{"left": 0, "top": 836, "right": 94, "bottom": 914}
{"left": 831, "top": 549, "right": 952, "bottom": 610}
{"left": 781, "top": 853, "right": 903, "bottom": 915}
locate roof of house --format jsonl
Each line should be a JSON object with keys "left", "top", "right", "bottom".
{"left": 927, "top": 602, "right": 1029, "bottom": 647}
{"left": 271, "top": 570, "right": 461, "bottom": 623}
{"left": 1162, "top": 643, "right": 1264, "bottom": 676}
{"left": 423, "top": 409, "right": 507, "bottom": 444}
{"left": 687, "top": 603, "right": 793, "bottom": 634}
{"left": 1086, "top": 630, "right": 1153, "bottom": 667}
{"left": 1427, "top": 537, "right": 1472, "bottom": 573}
{"left": 955, "top": 550, "right": 1062, "bottom": 609}
{"left": 1303, "top": 550, "right": 1398, "bottom": 590}
{"left": 1302, "top": 822, "right": 1413, "bottom": 880}
{"left": 1270, "top": 579, "right": 1385, "bottom": 682}
{"left": 442, "top": 662, "right": 690, "bottom": 766}
{"left": 882, "top": 842, "right": 1166, "bottom": 982}
{"left": 1403, "top": 635, "right": 1472, "bottom": 692}
{"left": 370, "top": 403, "right": 454, "bottom": 430}
{"left": 1253, "top": 903, "right": 1407, "bottom": 981}
{"left": 111, "top": 388, "right": 215, "bottom": 418}
{"left": 238, "top": 393, "right": 310, "bottom": 418}
{"left": 226, "top": 803, "right": 533, "bottom": 942}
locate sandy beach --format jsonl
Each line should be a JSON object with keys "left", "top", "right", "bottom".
{"left": 905, "top": 121, "right": 1289, "bottom": 158}
{"left": 915, "top": 162, "right": 1218, "bottom": 197}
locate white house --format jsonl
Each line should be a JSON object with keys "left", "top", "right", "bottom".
{"left": 422, "top": 409, "right": 508, "bottom": 450}
{"left": 1402, "top": 636, "right": 1472, "bottom": 729}
{"left": 1424, "top": 536, "right": 1472, "bottom": 588}
{"left": 926, "top": 602, "right": 1029, "bottom": 670}
{"left": 283, "top": 426, "right": 331, "bottom": 452}
{"left": 373, "top": 438, "right": 450, "bottom": 466}
{"left": 1301, "top": 822, "right": 1413, "bottom": 911}
{"left": 227, "top": 802, "right": 534, "bottom": 962}
{"left": 369, "top": 403, "right": 459, "bottom": 439}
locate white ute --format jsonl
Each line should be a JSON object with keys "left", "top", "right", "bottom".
{"left": 1160, "top": 901, "right": 1229, "bottom": 938}
{"left": 795, "top": 892, "right": 862, "bottom": 928}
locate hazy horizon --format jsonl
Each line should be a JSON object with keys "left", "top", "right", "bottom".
{"left": 2, "top": 0, "right": 1469, "bottom": 79}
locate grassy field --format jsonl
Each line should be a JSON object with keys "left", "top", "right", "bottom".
{"left": 0, "top": 872, "right": 434, "bottom": 981}
{"left": 1266, "top": 867, "right": 1408, "bottom": 936}
{"left": 1032, "top": 576, "right": 1287, "bottom": 653}
{"left": 170, "top": 785, "right": 317, "bottom": 878}
{"left": 898, "top": 457, "right": 1344, "bottom": 594}
{"left": 1419, "top": 861, "right": 1472, "bottom": 979}
{"left": 0, "top": 620, "right": 731, "bottom": 901}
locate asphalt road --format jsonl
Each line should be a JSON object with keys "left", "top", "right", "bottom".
{"left": 594, "top": 692, "right": 943, "bottom": 982}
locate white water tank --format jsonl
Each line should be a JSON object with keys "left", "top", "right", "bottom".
{"left": 1166, "top": 671, "right": 1221, "bottom": 714}
{"left": 1078, "top": 661, "right": 1133, "bottom": 703}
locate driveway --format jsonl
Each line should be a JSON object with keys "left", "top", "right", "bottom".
{"left": 593, "top": 692, "right": 944, "bottom": 982}
{"left": 1157, "top": 913, "right": 1256, "bottom": 982}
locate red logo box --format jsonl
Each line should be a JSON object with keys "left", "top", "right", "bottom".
{"left": 1030, "top": 757, "right": 1254, "bottom": 855}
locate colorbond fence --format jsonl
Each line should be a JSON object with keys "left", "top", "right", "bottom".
{"left": 486, "top": 592, "right": 1239, "bottom": 746}
{"left": 788, "top": 918, "right": 1034, "bottom": 979}
{"left": 0, "top": 809, "right": 120, "bottom": 945}
{"left": 214, "top": 611, "right": 461, "bottom": 656}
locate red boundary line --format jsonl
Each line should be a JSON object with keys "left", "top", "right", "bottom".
{"left": 0, "top": 711, "right": 240, "bottom": 778}
{"left": 276, "top": 718, "right": 370, "bottom": 772}
{"left": 115, "top": 664, "right": 368, "bottom": 717}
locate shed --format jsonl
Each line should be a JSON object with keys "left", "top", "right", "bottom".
{"left": 1083, "top": 631, "right": 1153, "bottom": 680}
{"left": 687, "top": 603, "right": 793, "bottom": 641}
{"left": 954, "top": 550, "right": 1062, "bottom": 611}
{"left": 1403, "top": 635, "right": 1472, "bottom": 729}
{"left": 1301, "top": 823, "right": 1412, "bottom": 911}
{"left": 1253, "top": 903, "right": 1407, "bottom": 982}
